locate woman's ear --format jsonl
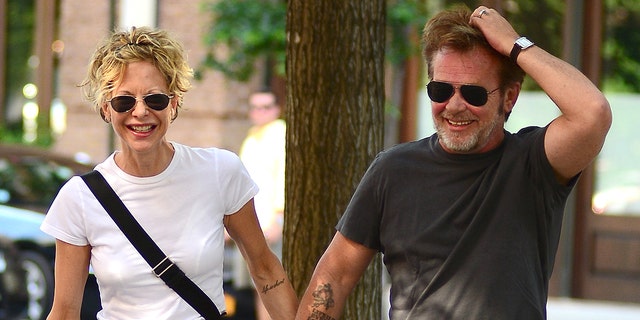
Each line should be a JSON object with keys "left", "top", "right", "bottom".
{"left": 100, "top": 103, "right": 111, "bottom": 123}
{"left": 170, "top": 96, "right": 179, "bottom": 122}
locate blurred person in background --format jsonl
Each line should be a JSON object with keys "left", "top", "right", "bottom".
{"left": 231, "top": 91, "right": 286, "bottom": 320}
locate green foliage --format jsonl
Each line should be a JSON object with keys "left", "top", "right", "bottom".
{"left": 4, "top": 0, "right": 35, "bottom": 99}
{"left": 0, "top": 123, "right": 53, "bottom": 147}
{"left": 198, "top": 0, "right": 640, "bottom": 93}
{"left": 386, "top": 0, "right": 429, "bottom": 65}
{"left": 197, "top": 0, "right": 287, "bottom": 81}
{"left": 497, "top": 0, "right": 564, "bottom": 91}
{"left": 197, "top": 0, "right": 428, "bottom": 82}
{"left": 602, "top": 0, "right": 640, "bottom": 92}
{"left": 1, "top": 0, "right": 54, "bottom": 147}
{"left": 0, "top": 126, "right": 24, "bottom": 144}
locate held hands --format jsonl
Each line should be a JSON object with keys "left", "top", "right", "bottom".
{"left": 469, "top": 6, "right": 521, "bottom": 58}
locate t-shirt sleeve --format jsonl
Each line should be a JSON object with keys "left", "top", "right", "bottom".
{"left": 40, "top": 176, "right": 90, "bottom": 246}
{"left": 520, "top": 126, "right": 577, "bottom": 193}
{"left": 336, "top": 154, "right": 385, "bottom": 251}
{"left": 218, "top": 150, "right": 259, "bottom": 215}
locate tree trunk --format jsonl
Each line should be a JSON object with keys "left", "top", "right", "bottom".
{"left": 284, "top": 1, "right": 386, "bottom": 319}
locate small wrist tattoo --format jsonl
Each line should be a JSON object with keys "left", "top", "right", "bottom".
{"left": 261, "top": 278, "right": 285, "bottom": 294}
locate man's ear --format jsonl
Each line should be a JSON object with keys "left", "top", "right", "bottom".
{"left": 503, "top": 82, "right": 522, "bottom": 114}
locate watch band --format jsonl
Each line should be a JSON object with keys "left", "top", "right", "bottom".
{"left": 510, "top": 36, "right": 534, "bottom": 64}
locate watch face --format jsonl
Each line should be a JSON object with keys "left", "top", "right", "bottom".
{"left": 516, "top": 37, "right": 534, "bottom": 49}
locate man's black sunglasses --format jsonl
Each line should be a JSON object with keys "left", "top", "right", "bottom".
{"left": 107, "top": 93, "right": 173, "bottom": 113}
{"left": 426, "top": 81, "right": 500, "bottom": 107}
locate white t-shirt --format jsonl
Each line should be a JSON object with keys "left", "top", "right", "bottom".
{"left": 41, "top": 142, "right": 258, "bottom": 319}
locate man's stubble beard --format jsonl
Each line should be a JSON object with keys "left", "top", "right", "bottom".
{"left": 435, "top": 102, "right": 505, "bottom": 153}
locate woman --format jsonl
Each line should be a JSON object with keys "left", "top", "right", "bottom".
{"left": 41, "top": 27, "right": 297, "bottom": 319}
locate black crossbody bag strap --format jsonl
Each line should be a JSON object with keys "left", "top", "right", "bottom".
{"left": 81, "top": 170, "right": 222, "bottom": 320}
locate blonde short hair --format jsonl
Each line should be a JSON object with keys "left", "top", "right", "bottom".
{"left": 81, "top": 26, "right": 193, "bottom": 121}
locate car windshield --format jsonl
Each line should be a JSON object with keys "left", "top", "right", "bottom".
{"left": 0, "top": 147, "right": 91, "bottom": 212}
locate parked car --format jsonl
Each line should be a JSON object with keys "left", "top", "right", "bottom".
{"left": 0, "top": 144, "right": 94, "bottom": 212}
{"left": 0, "top": 144, "right": 100, "bottom": 320}
{"left": 0, "top": 234, "right": 28, "bottom": 319}
{"left": 0, "top": 205, "right": 54, "bottom": 320}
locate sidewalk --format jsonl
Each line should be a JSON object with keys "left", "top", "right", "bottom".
{"left": 547, "top": 297, "right": 640, "bottom": 320}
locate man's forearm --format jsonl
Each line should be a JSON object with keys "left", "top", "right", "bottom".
{"left": 296, "top": 281, "right": 348, "bottom": 320}
{"left": 516, "top": 45, "right": 608, "bottom": 119}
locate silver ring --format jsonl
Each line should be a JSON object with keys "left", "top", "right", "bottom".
{"left": 479, "top": 9, "right": 487, "bottom": 17}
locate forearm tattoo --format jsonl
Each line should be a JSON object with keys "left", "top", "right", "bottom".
{"left": 308, "top": 283, "right": 336, "bottom": 320}
{"left": 309, "top": 309, "right": 336, "bottom": 320}
{"left": 261, "top": 278, "right": 285, "bottom": 294}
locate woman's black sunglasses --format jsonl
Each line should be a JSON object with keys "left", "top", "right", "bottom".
{"left": 426, "top": 81, "right": 499, "bottom": 107}
{"left": 107, "top": 93, "right": 173, "bottom": 113}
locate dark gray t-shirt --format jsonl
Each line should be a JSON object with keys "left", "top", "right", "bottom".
{"left": 337, "top": 127, "right": 574, "bottom": 320}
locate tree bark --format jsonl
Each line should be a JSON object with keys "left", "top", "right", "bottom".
{"left": 284, "top": 1, "right": 386, "bottom": 318}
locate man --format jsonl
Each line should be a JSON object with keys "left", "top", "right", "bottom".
{"left": 296, "top": 6, "right": 611, "bottom": 320}
{"left": 236, "top": 91, "right": 286, "bottom": 320}
{"left": 239, "top": 91, "right": 286, "bottom": 247}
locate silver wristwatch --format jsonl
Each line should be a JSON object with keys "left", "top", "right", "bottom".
{"left": 510, "top": 36, "right": 534, "bottom": 64}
